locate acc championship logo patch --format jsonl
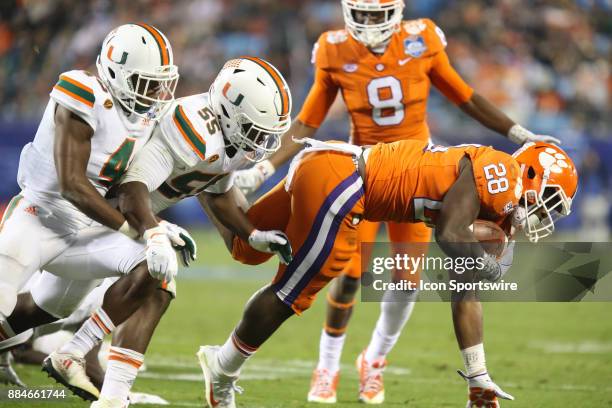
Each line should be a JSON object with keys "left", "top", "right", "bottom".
{"left": 404, "top": 36, "right": 427, "bottom": 58}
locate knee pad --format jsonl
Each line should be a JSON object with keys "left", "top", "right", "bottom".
{"left": 31, "top": 274, "right": 101, "bottom": 318}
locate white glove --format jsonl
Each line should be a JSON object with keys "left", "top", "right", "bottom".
{"left": 143, "top": 225, "right": 178, "bottom": 282}
{"left": 159, "top": 220, "right": 198, "bottom": 267}
{"left": 508, "top": 124, "right": 561, "bottom": 145}
{"left": 498, "top": 240, "right": 515, "bottom": 278}
{"left": 234, "top": 160, "right": 275, "bottom": 195}
{"left": 458, "top": 370, "right": 514, "bottom": 407}
{"left": 248, "top": 229, "right": 293, "bottom": 265}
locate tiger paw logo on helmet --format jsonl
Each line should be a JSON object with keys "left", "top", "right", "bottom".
{"left": 538, "top": 147, "right": 570, "bottom": 174}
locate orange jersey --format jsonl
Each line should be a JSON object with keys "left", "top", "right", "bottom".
{"left": 297, "top": 18, "right": 474, "bottom": 145}
{"left": 364, "top": 140, "right": 522, "bottom": 225}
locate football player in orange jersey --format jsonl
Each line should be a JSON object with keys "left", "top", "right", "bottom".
{"left": 233, "top": 0, "right": 561, "bottom": 404}
{"left": 198, "top": 139, "right": 578, "bottom": 408}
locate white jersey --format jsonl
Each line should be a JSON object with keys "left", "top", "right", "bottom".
{"left": 122, "top": 93, "right": 249, "bottom": 213}
{"left": 17, "top": 70, "right": 155, "bottom": 229}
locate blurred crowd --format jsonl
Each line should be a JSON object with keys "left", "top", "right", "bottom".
{"left": 0, "top": 0, "right": 610, "bottom": 236}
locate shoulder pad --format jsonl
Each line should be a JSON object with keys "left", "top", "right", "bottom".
{"left": 312, "top": 29, "right": 351, "bottom": 70}
{"left": 160, "top": 94, "right": 223, "bottom": 168}
{"left": 400, "top": 18, "right": 446, "bottom": 58}
{"left": 50, "top": 70, "right": 102, "bottom": 130}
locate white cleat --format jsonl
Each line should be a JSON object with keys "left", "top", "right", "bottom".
{"left": 356, "top": 350, "right": 386, "bottom": 404}
{"left": 42, "top": 351, "right": 100, "bottom": 401}
{"left": 91, "top": 396, "right": 129, "bottom": 408}
{"left": 307, "top": 368, "right": 339, "bottom": 404}
{"left": 0, "top": 351, "right": 25, "bottom": 387}
{"left": 197, "top": 345, "right": 242, "bottom": 408}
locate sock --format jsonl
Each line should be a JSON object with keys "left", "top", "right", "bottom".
{"left": 217, "top": 332, "right": 258, "bottom": 376}
{"left": 461, "top": 343, "right": 486, "bottom": 377}
{"left": 364, "top": 289, "right": 417, "bottom": 363}
{"left": 100, "top": 346, "right": 144, "bottom": 402}
{"left": 316, "top": 329, "right": 346, "bottom": 374}
{"left": 59, "top": 308, "right": 115, "bottom": 358}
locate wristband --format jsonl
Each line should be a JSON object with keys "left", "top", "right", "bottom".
{"left": 118, "top": 220, "right": 140, "bottom": 239}
{"left": 507, "top": 124, "right": 533, "bottom": 145}
{"left": 256, "top": 159, "right": 275, "bottom": 179}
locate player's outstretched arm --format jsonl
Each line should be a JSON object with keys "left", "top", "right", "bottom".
{"left": 430, "top": 49, "right": 560, "bottom": 145}
{"left": 201, "top": 189, "right": 293, "bottom": 264}
{"left": 53, "top": 105, "right": 132, "bottom": 234}
{"left": 233, "top": 119, "right": 317, "bottom": 195}
{"left": 459, "top": 93, "right": 560, "bottom": 144}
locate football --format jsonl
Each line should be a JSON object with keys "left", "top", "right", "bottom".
{"left": 471, "top": 219, "right": 507, "bottom": 257}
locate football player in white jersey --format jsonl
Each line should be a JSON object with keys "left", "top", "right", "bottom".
{"left": 5, "top": 57, "right": 293, "bottom": 408}
{"left": 0, "top": 21, "right": 184, "bottom": 398}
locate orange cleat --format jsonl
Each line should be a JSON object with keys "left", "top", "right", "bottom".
{"left": 356, "top": 350, "right": 386, "bottom": 404}
{"left": 307, "top": 368, "right": 339, "bottom": 404}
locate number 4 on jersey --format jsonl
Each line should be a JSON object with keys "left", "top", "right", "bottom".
{"left": 99, "top": 137, "right": 136, "bottom": 187}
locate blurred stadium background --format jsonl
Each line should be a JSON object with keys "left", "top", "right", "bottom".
{"left": 1, "top": 2, "right": 611, "bottom": 407}
{"left": 0, "top": 0, "right": 610, "bottom": 240}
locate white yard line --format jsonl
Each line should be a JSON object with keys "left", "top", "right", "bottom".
{"left": 528, "top": 340, "right": 612, "bottom": 354}
{"left": 140, "top": 358, "right": 612, "bottom": 393}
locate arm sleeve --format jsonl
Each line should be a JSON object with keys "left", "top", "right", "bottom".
{"left": 121, "top": 131, "right": 176, "bottom": 192}
{"left": 429, "top": 50, "right": 474, "bottom": 106}
{"left": 296, "top": 38, "right": 339, "bottom": 128}
{"left": 50, "top": 71, "right": 97, "bottom": 131}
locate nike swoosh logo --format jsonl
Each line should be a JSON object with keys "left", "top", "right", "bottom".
{"left": 210, "top": 383, "right": 219, "bottom": 406}
{"left": 398, "top": 57, "right": 412, "bottom": 66}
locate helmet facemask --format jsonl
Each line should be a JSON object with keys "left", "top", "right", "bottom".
{"left": 342, "top": 0, "right": 404, "bottom": 48}
{"left": 515, "top": 177, "right": 572, "bottom": 243}
{"left": 125, "top": 66, "right": 178, "bottom": 119}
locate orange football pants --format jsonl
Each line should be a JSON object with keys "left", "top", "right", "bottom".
{"left": 232, "top": 151, "right": 365, "bottom": 314}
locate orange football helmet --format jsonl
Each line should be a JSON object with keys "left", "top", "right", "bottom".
{"left": 512, "top": 142, "right": 578, "bottom": 242}
{"left": 341, "top": 0, "right": 404, "bottom": 48}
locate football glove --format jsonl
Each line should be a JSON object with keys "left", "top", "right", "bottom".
{"left": 508, "top": 124, "right": 561, "bottom": 145}
{"left": 233, "top": 159, "right": 275, "bottom": 195}
{"left": 478, "top": 241, "right": 514, "bottom": 282}
{"left": 159, "top": 220, "right": 197, "bottom": 267}
{"left": 248, "top": 229, "right": 293, "bottom": 265}
{"left": 143, "top": 225, "right": 178, "bottom": 282}
{"left": 458, "top": 370, "right": 514, "bottom": 407}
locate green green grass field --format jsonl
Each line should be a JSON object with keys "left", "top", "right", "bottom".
{"left": 3, "top": 230, "right": 612, "bottom": 407}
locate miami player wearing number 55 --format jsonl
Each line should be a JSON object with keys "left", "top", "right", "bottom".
{"left": 233, "top": 0, "right": 563, "bottom": 404}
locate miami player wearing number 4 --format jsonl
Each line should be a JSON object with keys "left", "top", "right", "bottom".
{"left": 0, "top": 23, "right": 184, "bottom": 408}
{"left": 234, "top": 0, "right": 561, "bottom": 404}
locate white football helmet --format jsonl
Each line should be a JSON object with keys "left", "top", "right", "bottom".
{"left": 96, "top": 23, "right": 179, "bottom": 121}
{"left": 342, "top": 0, "right": 404, "bottom": 48}
{"left": 209, "top": 57, "right": 292, "bottom": 162}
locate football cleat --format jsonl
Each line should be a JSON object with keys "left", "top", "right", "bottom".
{"left": 0, "top": 351, "right": 25, "bottom": 387}
{"left": 42, "top": 351, "right": 100, "bottom": 401}
{"left": 197, "top": 345, "right": 242, "bottom": 408}
{"left": 307, "top": 368, "right": 339, "bottom": 404}
{"left": 356, "top": 350, "right": 386, "bottom": 404}
{"left": 458, "top": 370, "right": 515, "bottom": 407}
{"left": 90, "top": 396, "right": 129, "bottom": 408}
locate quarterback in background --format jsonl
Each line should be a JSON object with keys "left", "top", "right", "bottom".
{"left": 235, "top": 0, "right": 560, "bottom": 405}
